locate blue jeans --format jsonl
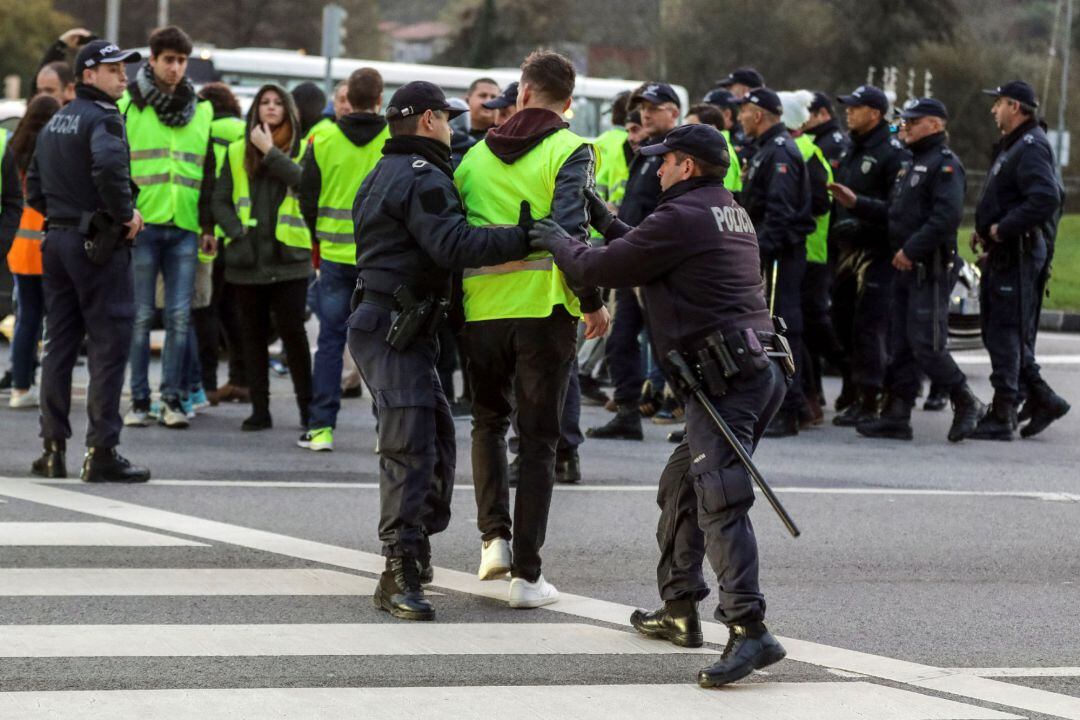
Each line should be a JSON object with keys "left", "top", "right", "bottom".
{"left": 11, "top": 274, "right": 45, "bottom": 390}
{"left": 128, "top": 224, "right": 197, "bottom": 403}
{"left": 308, "top": 259, "right": 358, "bottom": 429}
{"left": 180, "top": 325, "right": 202, "bottom": 396}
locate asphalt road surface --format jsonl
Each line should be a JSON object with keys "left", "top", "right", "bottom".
{"left": 1, "top": 332, "right": 1078, "bottom": 719}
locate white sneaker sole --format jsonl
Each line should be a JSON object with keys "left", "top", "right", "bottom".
{"left": 509, "top": 591, "right": 560, "bottom": 609}
{"left": 123, "top": 415, "right": 149, "bottom": 427}
{"left": 479, "top": 564, "right": 511, "bottom": 581}
{"left": 297, "top": 441, "right": 333, "bottom": 452}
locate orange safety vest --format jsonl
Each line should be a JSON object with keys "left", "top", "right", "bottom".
{"left": 7, "top": 181, "right": 44, "bottom": 275}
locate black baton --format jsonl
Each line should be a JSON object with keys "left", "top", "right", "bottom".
{"left": 666, "top": 350, "right": 800, "bottom": 538}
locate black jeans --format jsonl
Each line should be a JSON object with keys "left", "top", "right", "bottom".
{"left": 464, "top": 307, "right": 578, "bottom": 583}
{"left": 231, "top": 278, "right": 312, "bottom": 422}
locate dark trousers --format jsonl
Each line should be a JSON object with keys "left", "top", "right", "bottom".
{"left": 832, "top": 247, "right": 895, "bottom": 389}
{"left": 801, "top": 260, "right": 847, "bottom": 398}
{"left": 558, "top": 358, "right": 583, "bottom": 453}
{"left": 191, "top": 254, "right": 244, "bottom": 392}
{"left": 464, "top": 307, "right": 578, "bottom": 583}
{"left": 656, "top": 361, "right": 787, "bottom": 625}
{"left": 231, "top": 278, "right": 312, "bottom": 421}
{"left": 10, "top": 274, "right": 45, "bottom": 390}
{"left": 763, "top": 244, "right": 806, "bottom": 413}
{"left": 887, "top": 269, "right": 965, "bottom": 403}
{"left": 347, "top": 302, "right": 454, "bottom": 557}
{"left": 39, "top": 229, "right": 134, "bottom": 449}
{"left": 436, "top": 324, "right": 458, "bottom": 401}
{"left": 606, "top": 288, "right": 645, "bottom": 405}
{"left": 980, "top": 238, "right": 1047, "bottom": 405}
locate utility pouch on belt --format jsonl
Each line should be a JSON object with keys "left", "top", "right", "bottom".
{"left": 771, "top": 316, "right": 796, "bottom": 379}
{"left": 386, "top": 286, "right": 435, "bottom": 352}
{"left": 80, "top": 210, "right": 126, "bottom": 266}
{"left": 723, "top": 327, "right": 771, "bottom": 379}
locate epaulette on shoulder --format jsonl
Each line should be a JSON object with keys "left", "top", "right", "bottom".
{"left": 1023, "top": 134, "right": 1035, "bottom": 145}
{"left": 410, "top": 155, "right": 432, "bottom": 173}
{"left": 774, "top": 136, "right": 786, "bottom": 146}
{"left": 941, "top": 148, "right": 953, "bottom": 156}
{"left": 94, "top": 100, "right": 115, "bottom": 111}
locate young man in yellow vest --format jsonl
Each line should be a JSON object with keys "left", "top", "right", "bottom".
{"left": 119, "top": 26, "right": 216, "bottom": 430}
{"left": 455, "top": 50, "right": 610, "bottom": 608}
{"left": 298, "top": 68, "right": 390, "bottom": 452}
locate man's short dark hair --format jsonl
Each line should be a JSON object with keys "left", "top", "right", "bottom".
{"left": 42, "top": 60, "right": 74, "bottom": 88}
{"left": 672, "top": 149, "right": 727, "bottom": 179}
{"left": 388, "top": 109, "right": 447, "bottom": 138}
{"left": 348, "top": 68, "right": 383, "bottom": 112}
{"left": 611, "top": 91, "right": 630, "bottom": 126}
{"left": 468, "top": 77, "right": 498, "bottom": 95}
{"left": 149, "top": 25, "right": 193, "bottom": 57}
{"left": 520, "top": 50, "right": 576, "bottom": 104}
{"left": 686, "top": 104, "right": 724, "bottom": 130}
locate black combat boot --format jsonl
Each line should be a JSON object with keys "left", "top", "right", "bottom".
{"left": 697, "top": 621, "right": 787, "bottom": 688}
{"left": 832, "top": 386, "right": 880, "bottom": 427}
{"left": 923, "top": 383, "right": 949, "bottom": 411}
{"left": 947, "top": 383, "right": 985, "bottom": 442}
{"left": 856, "top": 395, "right": 913, "bottom": 440}
{"left": 1020, "top": 381, "right": 1071, "bottom": 438}
{"left": 833, "top": 378, "right": 855, "bottom": 412}
{"left": 586, "top": 404, "right": 644, "bottom": 440}
{"left": 630, "top": 599, "right": 703, "bottom": 648}
{"left": 578, "top": 374, "right": 610, "bottom": 406}
{"left": 555, "top": 449, "right": 581, "bottom": 484}
{"left": 31, "top": 439, "right": 67, "bottom": 479}
{"left": 763, "top": 408, "right": 799, "bottom": 438}
{"left": 81, "top": 447, "right": 151, "bottom": 483}
{"left": 968, "top": 398, "right": 1017, "bottom": 441}
{"left": 375, "top": 557, "right": 435, "bottom": 621}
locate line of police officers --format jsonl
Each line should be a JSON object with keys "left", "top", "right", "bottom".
{"left": 24, "top": 31, "right": 1071, "bottom": 689}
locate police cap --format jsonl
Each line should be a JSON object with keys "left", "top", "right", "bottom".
{"left": 639, "top": 123, "right": 730, "bottom": 167}
{"left": 900, "top": 97, "right": 948, "bottom": 121}
{"left": 716, "top": 67, "right": 764, "bottom": 90}
{"left": 74, "top": 40, "right": 141, "bottom": 77}
{"left": 837, "top": 85, "right": 889, "bottom": 114}
{"left": 631, "top": 83, "right": 681, "bottom": 109}
{"left": 736, "top": 87, "right": 783, "bottom": 116}
{"left": 483, "top": 81, "right": 518, "bottom": 109}
{"left": 702, "top": 87, "right": 738, "bottom": 108}
{"left": 982, "top": 80, "right": 1039, "bottom": 109}
{"left": 386, "top": 81, "right": 466, "bottom": 120}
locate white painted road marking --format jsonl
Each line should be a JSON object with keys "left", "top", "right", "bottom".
{"left": 0, "top": 479, "right": 1076, "bottom": 719}
{"left": 0, "top": 568, "right": 377, "bottom": 596}
{"left": 0, "top": 683, "right": 1024, "bottom": 719}
{"left": 950, "top": 667, "right": 1080, "bottom": 677}
{"left": 0, "top": 521, "right": 207, "bottom": 546}
{"left": 953, "top": 353, "right": 1080, "bottom": 365}
{"left": 0, "top": 623, "right": 716, "bottom": 658}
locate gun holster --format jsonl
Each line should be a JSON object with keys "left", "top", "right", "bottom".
{"left": 385, "top": 286, "right": 446, "bottom": 352}
{"left": 80, "top": 210, "right": 126, "bottom": 265}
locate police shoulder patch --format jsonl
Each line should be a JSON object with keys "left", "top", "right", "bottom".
{"left": 941, "top": 164, "right": 955, "bottom": 174}
{"left": 1023, "top": 134, "right": 1035, "bottom": 145}
{"left": 774, "top": 136, "right": 786, "bottom": 146}
{"left": 419, "top": 187, "right": 448, "bottom": 214}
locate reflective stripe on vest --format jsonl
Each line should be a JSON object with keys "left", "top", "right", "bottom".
{"left": 203, "top": 116, "right": 248, "bottom": 260}
{"left": 119, "top": 94, "right": 213, "bottom": 233}
{"left": 455, "top": 128, "right": 592, "bottom": 322}
{"left": 593, "top": 127, "right": 629, "bottom": 206}
{"left": 225, "top": 139, "right": 311, "bottom": 250}
{"left": 7, "top": 198, "right": 45, "bottom": 276}
{"left": 795, "top": 134, "right": 832, "bottom": 264}
{"left": 312, "top": 123, "right": 389, "bottom": 265}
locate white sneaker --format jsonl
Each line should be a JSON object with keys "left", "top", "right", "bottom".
{"left": 478, "top": 538, "right": 511, "bottom": 580}
{"left": 509, "top": 575, "right": 559, "bottom": 608}
{"left": 9, "top": 387, "right": 39, "bottom": 409}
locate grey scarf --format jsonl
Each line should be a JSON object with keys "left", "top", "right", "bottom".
{"left": 136, "top": 63, "right": 197, "bottom": 127}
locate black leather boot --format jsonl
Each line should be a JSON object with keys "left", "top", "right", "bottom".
{"left": 832, "top": 386, "right": 879, "bottom": 427}
{"left": 555, "top": 449, "right": 581, "bottom": 484}
{"left": 374, "top": 557, "right": 435, "bottom": 621}
{"left": 630, "top": 599, "right": 703, "bottom": 648}
{"left": 586, "top": 404, "right": 644, "bottom": 440}
{"left": 763, "top": 408, "right": 799, "bottom": 438}
{"left": 968, "top": 398, "right": 1017, "bottom": 441}
{"left": 1020, "top": 381, "right": 1071, "bottom": 438}
{"left": 81, "top": 447, "right": 150, "bottom": 483}
{"left": 947, "top": 383, "right": 985, "bottom": 442}
{"left": 697, "top": 622, "right": 787, "bottom": 688}
{"left": 31, "top": 439, "right": 67, "bottom": 479}
{"left": 856, "top": 395, "right": 913, "bottom": 440}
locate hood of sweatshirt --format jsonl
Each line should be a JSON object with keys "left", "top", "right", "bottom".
{"left": 338, "top": 112, "right": 388, "bottom": 147}
{"left": 484, "top": 108, "right": 568, "bottom": 163}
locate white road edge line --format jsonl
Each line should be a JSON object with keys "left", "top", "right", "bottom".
{"left": 0, "top": 478, "right": 1077, "bottom": 720}
{"left": 949, "top": 667, "right": 1080, "bottom": 678}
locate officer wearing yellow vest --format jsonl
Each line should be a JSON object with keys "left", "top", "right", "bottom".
{"left": 298, "top": 68, "right": 390, "bottom": 452}
{"left": 118, "top": 26, "right": 216, "bottom": 430}
{"left": 348, "top": 81, "right": 533, "bottom": 620}
{"left": 456, "top": 50, "right": 610, "bottom": 609}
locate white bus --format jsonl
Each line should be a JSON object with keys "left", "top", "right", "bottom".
{"left": 176, "top": 47, "right": 690, "bottom": 138}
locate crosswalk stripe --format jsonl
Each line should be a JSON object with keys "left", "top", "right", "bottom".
{"left": 0, "top": 623, "right": 717, "bottom": 658}
{"left": 0, "top": 569, "right": 377, "bottom": 596}
{"left": 0, "top": 683, "right": 1024, "bottom": 719}
{"left": 0, "top": 522, "right": 206, "bottom": 546}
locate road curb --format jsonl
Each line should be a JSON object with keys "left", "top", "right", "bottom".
{"left": 1039, "top": 310, "right": 1080, "bottom": 333}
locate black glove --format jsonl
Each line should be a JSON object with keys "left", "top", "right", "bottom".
{"left": 517, "top": 200, "right": 535, "bottom": 234}
{"left": 584, "top": 187, "right": 614, "bottom": 234}
{"left": 528, "top": 218, "right": 572, "bottom": 252}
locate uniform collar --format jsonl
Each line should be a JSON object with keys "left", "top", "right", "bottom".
{"left": 851, "top": 120, "right": 890, "bottom": 149}
{"left": 994, "top": 117, "right": 1039, "bottom": 158}
{"left": 757, "top": 121, "right": 787, "bottom": 146}
{"left": 75, "top": 84, "right": 117, "bottom": 105}
{"left": 907, "top": 131, "right": 948, "bottom": 157}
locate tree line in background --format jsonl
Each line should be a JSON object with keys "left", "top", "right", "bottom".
{"left": 2, "top": 0, "right": 1077, "bottom": 172}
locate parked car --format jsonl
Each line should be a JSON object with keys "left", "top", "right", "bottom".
{"left": 948, "top": 257, "right": 983, "bottom": 351}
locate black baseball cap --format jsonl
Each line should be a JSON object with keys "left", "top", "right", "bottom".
{"left": 736, "top": 87, "right": 783, "bottom": 116}
{"left": 808, "top": 91, "right": 833, "bottom": 114}
{"left": 74, "top": 40, "right": 141, "bottom": 77}
{"left": 702, "top": 87, "right": 738, "bottom": 108}
{"left": 716, "top": 67, "right": 764, "bottom": 89}
{"left": 631, "top": 82, "right": 681, "bottom": 109}
{"left": 386, "top": 81, "right": 465, "bottom": 120}
{"left": 900, "top": 97, "right": 948, "bottom": 121}
{"left": 982, "top": 80, "right": 1039, "bottom": 109}
{"left": 837, "top": 85, "right": 889, "bottom": 114}
{"left": 482, "top": 81, "right": 518, "bottom": 109}
{"left": 639, "top": 123, "right": 730, "bottom": 168}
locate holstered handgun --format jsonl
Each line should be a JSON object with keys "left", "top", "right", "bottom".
{"left": 385, "top": 286, "right": 446, "bottom": 352}
{"left": 80, "top": 210, "right": 126, "bottom": 266}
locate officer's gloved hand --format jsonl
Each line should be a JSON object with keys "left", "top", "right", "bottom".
{"left": 584, "top": 187, "right": 614, "bottom": 234}
{"left": 517, "top": 200, "right": 535, "bottom": 234}
{"left": 529, "top": 218, "right": 572, "bottom": 253}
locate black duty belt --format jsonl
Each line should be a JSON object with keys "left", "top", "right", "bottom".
{"left": 47, "top": 217, "right": 83, "bottom": 231}
{"left": 359, "top": 287, "right": 398, "bottom": 311}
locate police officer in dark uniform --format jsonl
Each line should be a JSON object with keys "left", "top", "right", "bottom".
{"left": 348, "top": 81, "right": 531, "bottom": 621}
{"left": 737, "top": 88, "right": 814, "bottom": 437}
{"left": 829, "top": 98, "right": 985, "bottom": 442}
{"left": 26, "top": 40, "right": 150, "bottom": 483}
{"left": 970, "top": 81, "right": 1069, "bottom": 440}
{"left": 529, "top": 123, "right": 792, "bottom": 688}
{"left": 804, "top": 92, "right": 851, "bottom": 169}
{"left": 830, "top": 85, "right": 911, "bottom": 425}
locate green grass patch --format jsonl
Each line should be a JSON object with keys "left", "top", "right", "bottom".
{"left": 958, "top": 214, "right": 1080, "bottom": 312}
